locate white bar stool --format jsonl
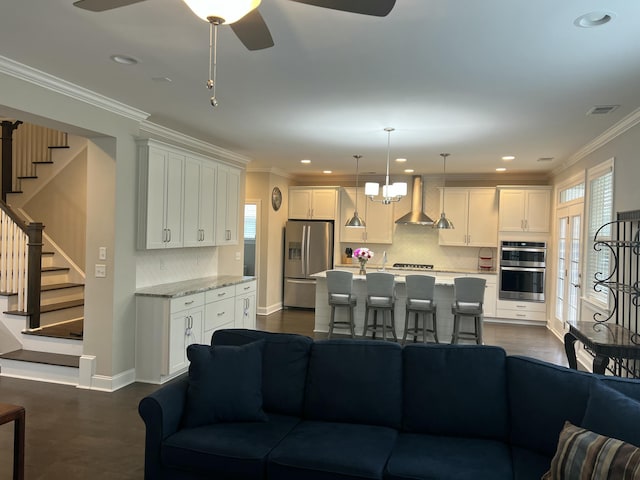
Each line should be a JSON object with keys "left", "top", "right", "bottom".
{"left": 326, "top": 270, "right": 357, "bottom": 339}
{"left": 451, "top": 277, "right": 486, "bottom": 345}
{"left": 362, "top": 272, "right": 397, "bottom": 341}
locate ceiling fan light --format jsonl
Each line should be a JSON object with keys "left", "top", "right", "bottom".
{"left": 182, "top": 0, "right": 261, "bottom": 24}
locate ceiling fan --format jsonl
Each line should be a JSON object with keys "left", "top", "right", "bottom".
{"left": 72, "top": 0, "right": 397, "bottom": 51}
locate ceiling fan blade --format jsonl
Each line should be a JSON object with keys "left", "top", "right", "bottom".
{"left": 289, "top": 0, "right": 396, "bottom": 17}
{"left": 230, "top": 9, "right": 274, "bottom": 51}
{"left": 72, "top": 0, "right": 147, "bottom": 12}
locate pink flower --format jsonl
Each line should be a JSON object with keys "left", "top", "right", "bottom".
{"left": 353, "top": 247, "right": 374, "bottom": 260}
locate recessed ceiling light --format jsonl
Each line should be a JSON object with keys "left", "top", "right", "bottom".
{"left": 395, "top": 158, "right": 407, "bottom": 163}
{"left": 574, "top": 12, "right": 614, "bottom": 28}
{"left": 110, "top": 54, "right": 138, "bottom": 65}
{"left": 300, "top": 159, "right": 311, "bottom": 164}
{"left": 501, "top": 155, "right": 515, "bottom": 161}
{"left": 323, "top": 170, "right": 332, "bottom": 174}
{"left": 404, "top": 169, "right": 414, "bottom": 173}
{"left": 496, "top": 167, "right": 507, "bottom": 172}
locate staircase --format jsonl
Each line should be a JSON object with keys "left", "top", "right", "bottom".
{"left": 0, "top": 123, "right": 85, "bottom": 385}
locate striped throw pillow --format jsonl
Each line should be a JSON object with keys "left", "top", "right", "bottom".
{"left": 542, "top": 421, "right": 640, "bottom": 480}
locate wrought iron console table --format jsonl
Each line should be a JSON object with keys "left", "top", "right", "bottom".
{"left": 564, "top": 209, "right": 640, "bottom": 377}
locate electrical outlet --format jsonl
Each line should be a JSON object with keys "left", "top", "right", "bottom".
{"left": 159, "top": 258, "right": 166, "bottom": 270}
{"left": 95, "top": 264, "right": 106, "bottom": 278}
{"left": 235, "top": 252, "right": 241, "bottom": 260}
{"left": 98, "top": 247, "right": 107, "bottom": 260}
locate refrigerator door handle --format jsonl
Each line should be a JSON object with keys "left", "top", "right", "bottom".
{"left": 304, "top": 225, "right": 311, "bottom": 277}
{"left": 301, "top": 225, "right": 307, "bottom": 277}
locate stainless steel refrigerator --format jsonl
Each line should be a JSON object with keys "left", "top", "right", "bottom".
{"left": 283, "top": 220, "right": 334, "bottom": 308}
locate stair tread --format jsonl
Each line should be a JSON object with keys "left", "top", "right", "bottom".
{"left": 0, "top": 349, "right": 79, "bottom": 368}
{"left": 42, "top": 265, "right": 70, "bottom": 272}
{"left": 6, "top": 190, "right": 23, "bottom": 194}
{"left": 16, "top": 175, "right": 37, "bottom": 179}
{"left": 48, "top": 145, "right": 69, "bottom": 149}
{"left": 41, "top": 299, "right": 84, "bottom": 313}
{"left": 22, "top": 319, "right": 83, "bottom": 340}
{"left": 32, "top": 161, "right": 54, "bottom": 165}
{"left": 41, "top": 282, "right": 84, "bottom": 292}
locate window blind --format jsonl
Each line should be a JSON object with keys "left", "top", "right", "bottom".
{"left": 585, "top": 164, "right": 613, "bottom": 306}
{"left": 244, "top": 204, "right": 257, "bottom": 240}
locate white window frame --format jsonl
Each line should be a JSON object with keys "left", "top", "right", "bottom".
{"left": 582, "top": 158, "right": 614, "bottom": 310}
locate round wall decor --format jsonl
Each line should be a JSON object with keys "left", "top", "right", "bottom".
{"left": 271, "top": 186, "right": 282, "bottom": 211}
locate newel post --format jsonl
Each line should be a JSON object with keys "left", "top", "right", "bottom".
{"left": 1, "top": 120, "right": 23, "bottom": 202}
{"left": 26, "top": 222, "right": 43, "bottom": 330}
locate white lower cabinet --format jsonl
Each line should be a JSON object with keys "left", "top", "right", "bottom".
{"left": 135, "top": 280, "right": 257, "bottom": 383}
{"left": 235, "top": 280, "right": 257, "bottom": 329}
{"left": 496, "top": 299, "right": 547, "bottom": 322}
{"left": 204, "top": 286, "right": 235, "bottom": 344}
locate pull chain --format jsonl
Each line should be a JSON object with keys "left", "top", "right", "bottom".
{"left": 207, "top": 19, "right": 219, "bottom": 107}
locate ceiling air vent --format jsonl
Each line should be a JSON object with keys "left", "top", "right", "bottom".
{"left": 537, "top": 157, "right": 554, "bottom": 162}
{"left": 587, "top": 105, "right": 619, "bottom": 115}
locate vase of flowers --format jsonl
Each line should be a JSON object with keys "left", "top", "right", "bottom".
{"left": 353, "top": 247, "right": 374, "bottom": 275}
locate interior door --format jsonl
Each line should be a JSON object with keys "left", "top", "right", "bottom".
{"left": 553, "top": 203, "right": 583, "bottom": 334}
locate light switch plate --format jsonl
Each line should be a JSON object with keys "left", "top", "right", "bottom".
{"left": 95, "top": 264, "right": 106, "bottom": 278}
{"left": 99, "top": 247, "right": 107, "bottom": 260}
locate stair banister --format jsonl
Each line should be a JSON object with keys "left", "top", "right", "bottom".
{"left": 0, "top": 199, "right": 43, "bottom": 328}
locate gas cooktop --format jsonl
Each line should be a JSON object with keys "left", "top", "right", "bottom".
{"left": 392, "top": 263, "right": 434, "bottom": 269}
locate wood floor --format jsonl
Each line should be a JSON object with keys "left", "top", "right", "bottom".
{"left": 0, "top": 309, "right": 568, "bottom": 479}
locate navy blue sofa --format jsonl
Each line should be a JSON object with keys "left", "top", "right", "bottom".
{"left": 139, "top": 329, "right": 640, "bottom": 480}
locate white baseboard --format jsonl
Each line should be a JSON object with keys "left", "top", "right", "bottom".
{"left": 77, "top": 357, "right": 136, "bottom": 392}
{"left": 257, "top": 302, "right": 283, "bottom": 316}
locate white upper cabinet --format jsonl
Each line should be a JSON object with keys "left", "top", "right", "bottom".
{"left": 498, "top": 187, "right": 551, "bottom": 233}
{"left": 138, "top": 141, "right": 184, "bottom": 249}
{"left": 183, "top": 157, "right": 216, "bottom": 247}
{"left": 138, "top": 139, "right": 242, "bottom": 250}
{"left": 215, "top": 164, "right": 240, "bottom": 245}
{"left": 339, "top": 187, "right": 394, "bottom": 244}
{"left": 439, "top": 188, "right": 498, "bottom": 247}
{"left": 289, "top": 187, "right": 337, "bottom": 220}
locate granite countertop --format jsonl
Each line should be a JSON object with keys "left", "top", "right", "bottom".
{"left": 135, "top": 275, "right": 255, "bottom": 298}
{"left": 334, "top": 263, "right": 496, "bottom": 275}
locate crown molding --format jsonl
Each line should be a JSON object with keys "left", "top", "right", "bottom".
{"left": 246, "top": 166, "right": 292, "bottom": 178}
{"left": 553, "top": 106, "right": 640, "bottom": 176}
{"left": 0, "top": 55, "right": 149, "bottom": 123}
{"left": 139, "top": 120, "right": 251, "bottom": 166}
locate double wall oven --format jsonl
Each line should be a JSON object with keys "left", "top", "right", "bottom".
{"left": 499, "top": 241, "right": 546, "bottom": 302}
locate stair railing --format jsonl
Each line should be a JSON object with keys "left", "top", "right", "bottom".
{"left": 0, "top": 200, "right": 43, "bottom": 329}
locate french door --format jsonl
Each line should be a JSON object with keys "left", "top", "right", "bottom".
{"left": 553, "top": 203, "right": 583, "bottom": 333}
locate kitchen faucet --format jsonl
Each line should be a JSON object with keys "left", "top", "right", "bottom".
{"left": 380, "top": 251, "right": 387, "bottom": 271}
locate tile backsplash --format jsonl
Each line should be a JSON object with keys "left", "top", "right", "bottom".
{"left": 136, "top": 247, "right": 219, "bottom": 288}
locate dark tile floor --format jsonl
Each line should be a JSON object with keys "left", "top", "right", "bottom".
{"left": 0, "top": 309, "right": 568, "bottom": 479}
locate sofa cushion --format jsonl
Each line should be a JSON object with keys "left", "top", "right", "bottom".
{"left": 268, "top": 420, "right": 398, "bottom": 480}
{"left": 402, "top": 344, "right": 509, "bottom": 440}
{"left": 506, "top": 356, "right": 593, "bottom": 457}
{"left": 211, "top": 329, "right": 313, "bottom": 417}
{"left": 182, "top": 341, "right": 267, "bottom": 428}
{"left": 542, "top": 421, "right": 640, "bottom": 480}
{"left": 303, "top": 339, "right": 402, "bottom": 428}
{"left": 582, "top": 380, "right": 640, "bottom": 447}
{"left": 162, "top": 413, "right": 300, "bottom": 479}
{"left": 385, "top": 433, "right": 512, "bottom": 480}
{"left": 510, "top": 446, "right": 552, "bottom": 480}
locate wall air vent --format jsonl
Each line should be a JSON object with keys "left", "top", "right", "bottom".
{"left": 587, "top": 105, "right": 619, "bottom": 115}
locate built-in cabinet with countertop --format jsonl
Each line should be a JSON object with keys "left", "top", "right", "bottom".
{"left": 339, "top": 187, "right": 394, "bottom": 244}
{"left": 137, "top": 139, "right": 241, "bottom": 249}
{"left": 497, "top": 186, "right": 551, "bottom": 233}
{"left": 438, "top": 188, "right": 498, "bottom": 247}
{"left": 135, "top": 277, "right": 256, "bottom": 384}
{"left": 289, "top": 187, "right": 338, "bottom": 220}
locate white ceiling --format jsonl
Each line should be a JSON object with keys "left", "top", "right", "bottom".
{"left": 1, "top": 0, "right": 639, "bottom": 179}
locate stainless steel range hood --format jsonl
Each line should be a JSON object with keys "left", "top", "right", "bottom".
{"left": 395, "top": 176, "right": 434, "bottom": 225}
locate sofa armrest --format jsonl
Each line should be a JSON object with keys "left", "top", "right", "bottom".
{"left": 138, "top": 377, "right": 189, "bottom": 479}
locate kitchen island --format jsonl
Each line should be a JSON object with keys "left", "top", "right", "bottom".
{"left": 313, "top": 268, "right": 496, "bottom": 343}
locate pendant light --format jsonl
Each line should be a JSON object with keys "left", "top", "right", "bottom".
{"left": 365, "top": 127, "right": 407, "bottom": 204}
{"left": 345, "top": 155, "right": 366, "bottom": 228}
{"left": 434, "top": 153, "right": 454, "bottom": 229}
